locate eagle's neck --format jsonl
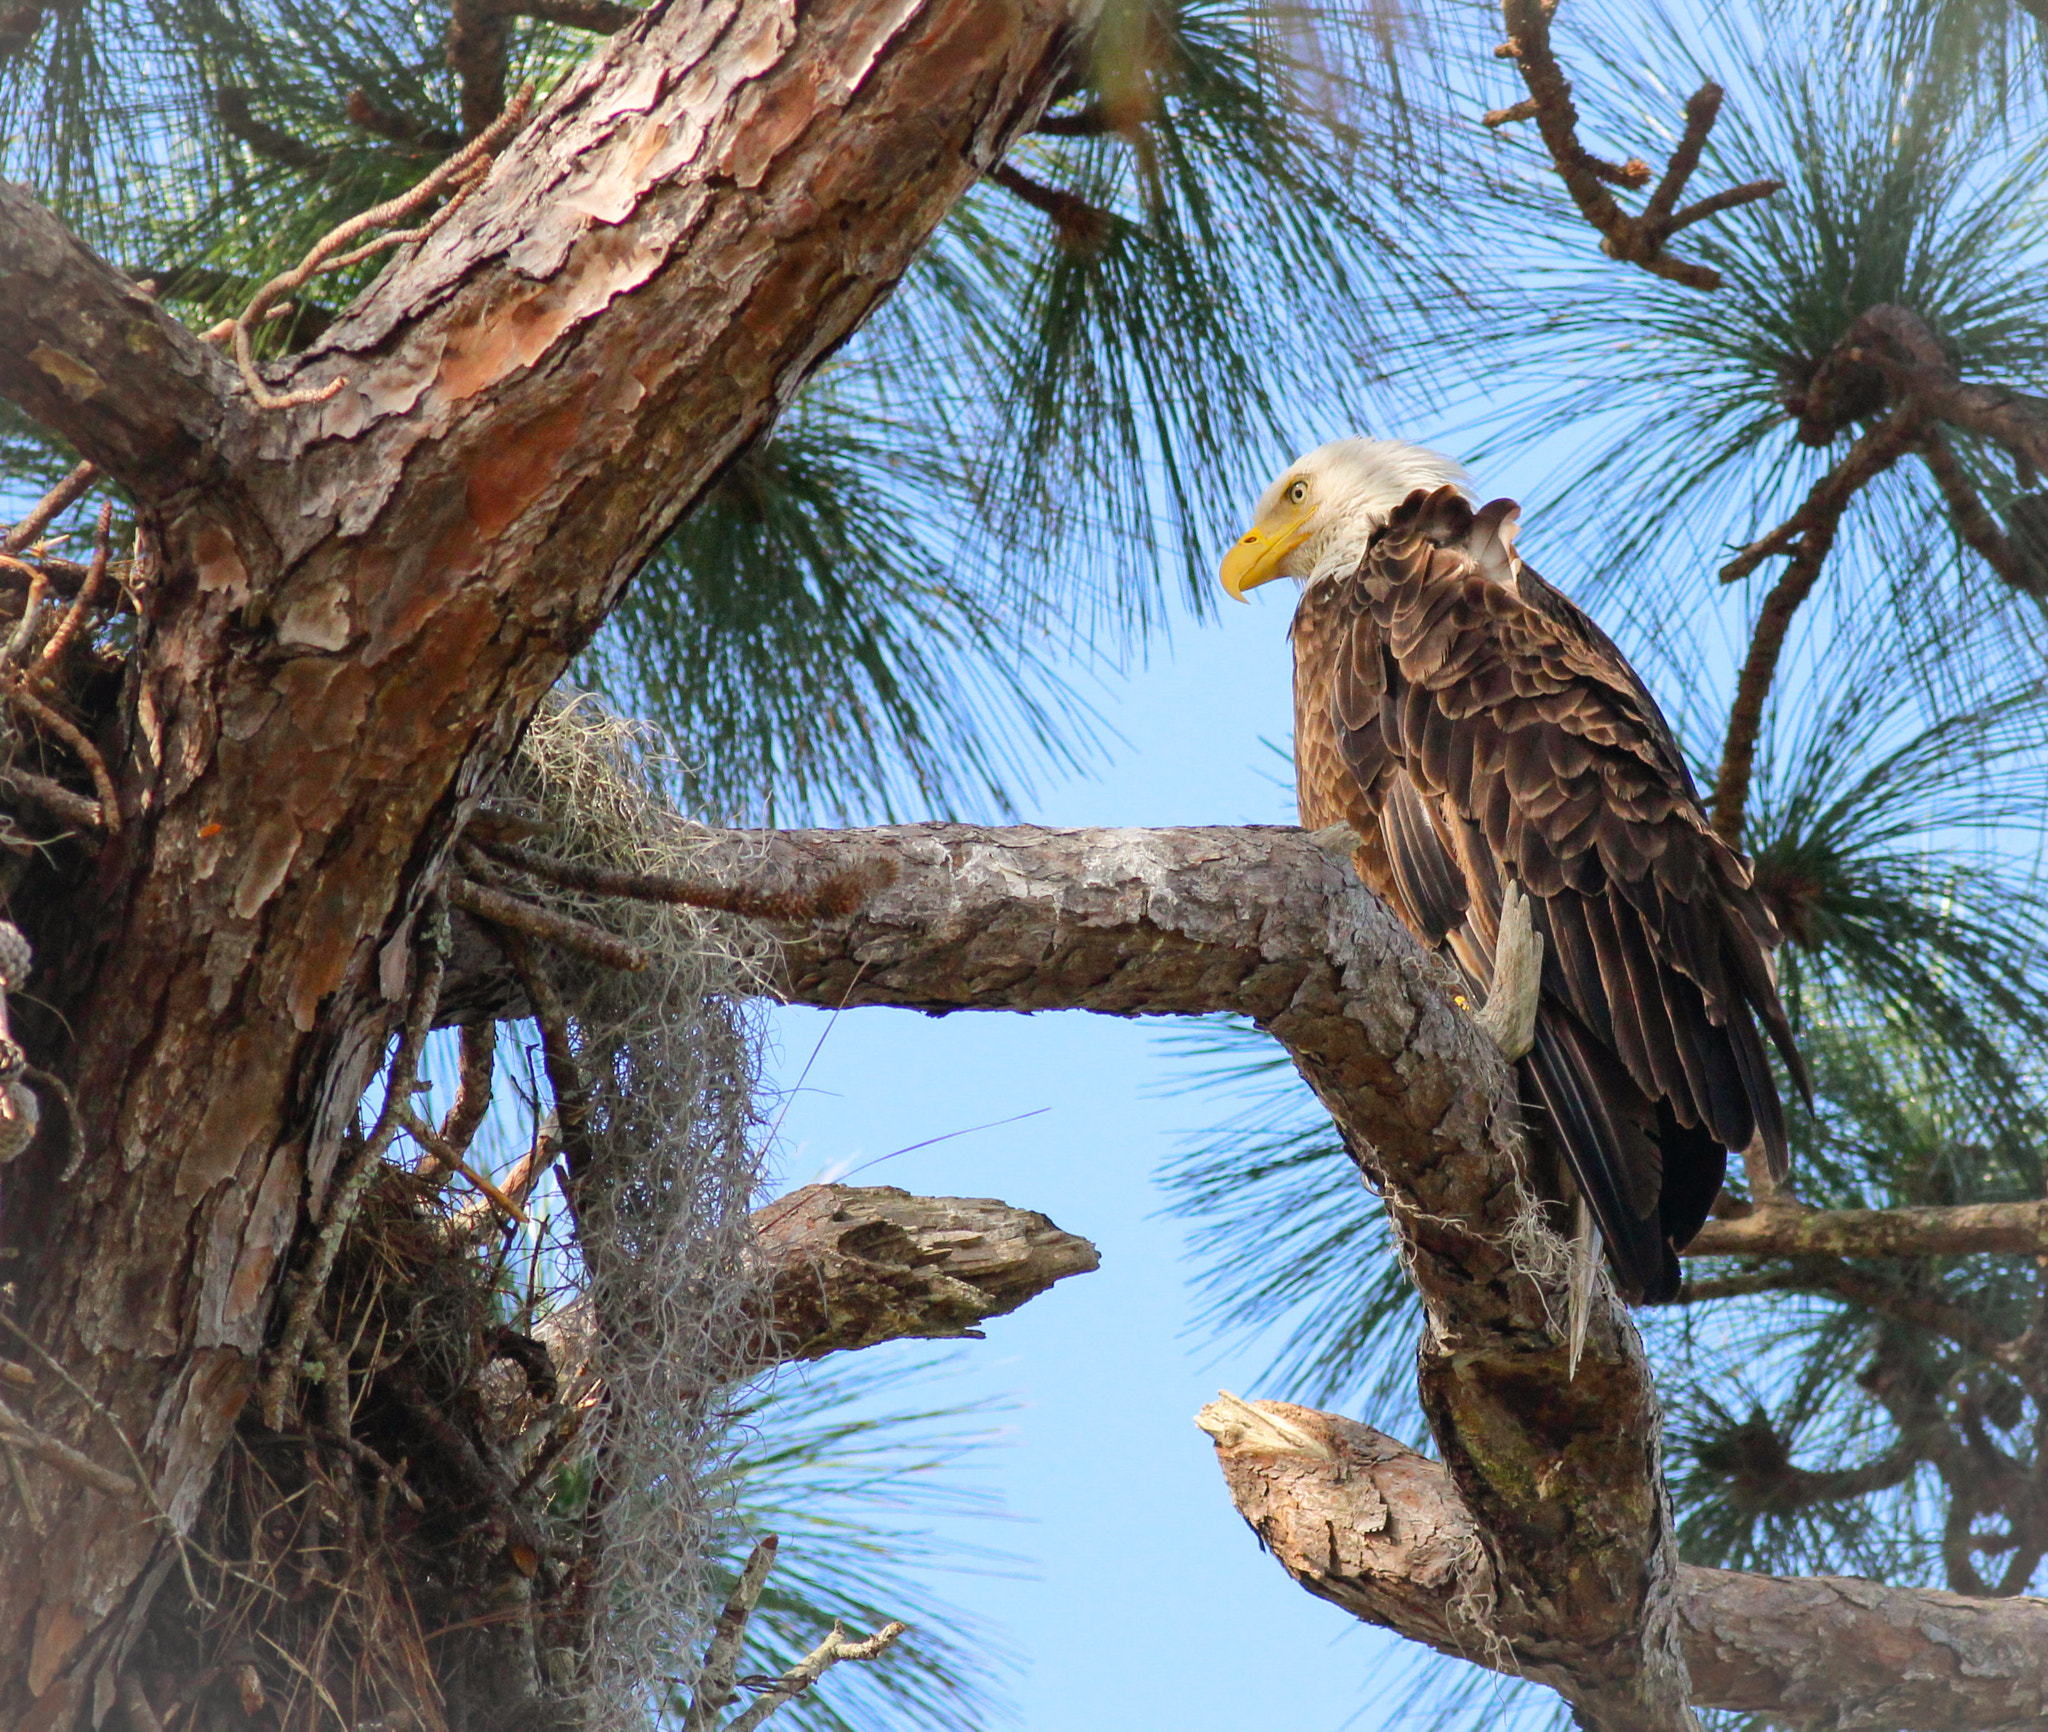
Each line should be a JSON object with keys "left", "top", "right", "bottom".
{"left": 1302, "top": 514, "right": 1390, "bottom": 588}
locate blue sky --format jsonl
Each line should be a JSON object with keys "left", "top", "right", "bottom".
{"left": 757, "top": 433, "right": 1558, "bottom": 1730}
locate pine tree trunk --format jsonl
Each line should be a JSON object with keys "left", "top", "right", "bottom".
{"left": 0, "top": 3, "right": 1080, "bottom": 1723}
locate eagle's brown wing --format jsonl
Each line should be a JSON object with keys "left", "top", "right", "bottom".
{"left": 1312, "top": 484, "right": 1803, "bottom": 1303}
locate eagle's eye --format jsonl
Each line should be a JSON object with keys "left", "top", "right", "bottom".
{"left": 1288, "top": 479, "right": 1309, "bottom": 505}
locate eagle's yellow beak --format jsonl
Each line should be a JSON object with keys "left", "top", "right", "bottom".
{"left": 1219, "top": 512, "right": 1310, "bottom": 601}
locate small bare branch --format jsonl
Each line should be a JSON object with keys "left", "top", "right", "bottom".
{"left": 1, "top": 461, "right": 97, "bottom": 555}
{"left": 399, "top": 1107, "right": 531, "bottom": 1221}
{"left": 685, "top": 1538, "right": 781, "bottom": 1731}
{"left": 231, "top": 86, "right": 533, "bottom": 410}
{"left": 493, "top": 925, "right": 596, "bottom": 1193}
{"left": 417, "top": 1017, "right": 496, "bottom": 1180}
{"left": 1481, "top": 97, "right": 1539, "bottom": 128}
{"left": 1712, "top": 406, "right": 1928, "bottom": 840}
{"left": 723, "top": 1621, "right": 908, "bottom": 1732}
{"left": 451, "top": 873, "right": 649, "bottom": 971}
{"left": 30, "top": 498, "right": 112, "bottom": 677}
{"left": 1495, "top": 0, "right": 1777, "bottom": 289}
{"left": 1, "top": 679, "right": 120, "bottom": 832}
{"left": 0, "top": 1394, "right": 139, "bottom": 1497}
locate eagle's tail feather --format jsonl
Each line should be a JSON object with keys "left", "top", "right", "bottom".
{"left": 1525, "top": 1007, "right": 1675, "bottom": 1304}
{"left": 1568, "top": 1193, "right": 1600, "bottom": 1379}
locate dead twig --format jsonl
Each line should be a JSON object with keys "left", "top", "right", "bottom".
{"left": 0, "top": 765, "right": 103, "bottom": 832}
{"left": 230, "top": 85, "right": 533, "bottom": 409}
{"left": 0, "top": 566, "right": 47, "bottom": 666}
{"left": 417, "top": 1018, "right": 496, "bottom": 1181}
{"left": 299, "top": 1429, "right": 426, "bottom": 1512}
{"left": 1494, "top": 0, "right": 1778, "bottom": 289}
{"left": 685, "top": 1538, "right": 781, "bottom": 1731}
{"left": 0, "top": 1437, "right": 43, "bottom": 1537}
{"left": 491, "top": 926, "right": 596, "bottom": 1197}
{"left": 473, "top": 832, "right": 895, "bottom": 921}
{"left": 1, "top": 461, "right": 97, "bottom": 555}
{"left": 0, "top": 1393, "right": 138, "bottom": 1497}
{"left": 723, "top": 1622, "right": 908, "bottom": 1732}
{"left": 31, "top": 499, "right": 113, "bottom": 677}
{"left": 1, "top": 680, "right": 120, "bottom": 833}
{"left": 399, "top": 1107, "right": 531, "bottom": 1222}
{"left": 450, "top": 872, "right": 651, "bottom": 972}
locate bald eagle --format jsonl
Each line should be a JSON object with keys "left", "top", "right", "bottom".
{"left": 1223, "top": 438, "right": 1805, "bottom": 1306}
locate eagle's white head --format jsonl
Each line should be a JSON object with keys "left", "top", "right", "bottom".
{"left": 1220, "top": 437, "right": 1469, "bottom": 599}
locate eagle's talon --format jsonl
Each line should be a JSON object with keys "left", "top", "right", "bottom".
{"left": 1473, "top": 881, "right": 1543, "bottom": 1062}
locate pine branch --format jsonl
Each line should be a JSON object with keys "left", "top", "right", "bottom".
{"left": 344, "top": 88, "right": 461, "bottom": 151}
{"left": 515, "top": 0, "right": 640, "bottom": 32}
{"left": 1492, "top": 0, "right": 1779, "bottom": 290}
{"left": 753, "top": 1183, "right": 1098, "bottom": 1361}
{"left": 1916, "top": 431, "right": 2045, "bottom": 597}
{"left": 1681, "top": 1259, "right": 2022, "bottom": 1371}
{"left": 988, "top": 162, "right": 1113, "bottom": 252}
{"left": 535, "top": 822, "right": 1696, "bottom": 1729}
{"left": 1710, "top": 406, "right": 1928, "bottom": 841}
{"left": 1689, "top": 1198, "right": 2048, "bottom": 1260}
{"left": 447, "top": 0, "right": 510, "bottom": 137}
{"left": 213, "top": 88, "right": 333, "bottom": 173}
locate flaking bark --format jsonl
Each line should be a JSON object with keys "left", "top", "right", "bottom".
{"left": 0, "top": 4, "right": 1084, "bottom": 1722}
{"left": 1204, "top": 1397, "right": 2048, "bottom": 1732}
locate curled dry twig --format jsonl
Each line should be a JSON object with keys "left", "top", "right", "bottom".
{"left": 224, "top": 85, "right": 534, "bottom": 410}
{"left": 0, "top": 461, "right": 98, "bottom": 556}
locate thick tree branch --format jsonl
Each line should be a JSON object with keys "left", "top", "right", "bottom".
{"left": 1689, "top": 1199, "right": 2048, "bottom": 1261}
{"left": 1203, "top": 1397, "right": 2048, "bottom": 1732}
{"left": 752, "top": 1183, "right": 1098, "bottom": 1362}
{"left": 0, "top": 185, "right": 246, "bottom": 502}
{"left": 680, "top": 821, "right": 1693, "bottom": 1730}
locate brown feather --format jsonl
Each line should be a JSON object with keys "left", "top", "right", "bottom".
{"left": 1297, "top": 481, "right": 1803, "bottom": 1303}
